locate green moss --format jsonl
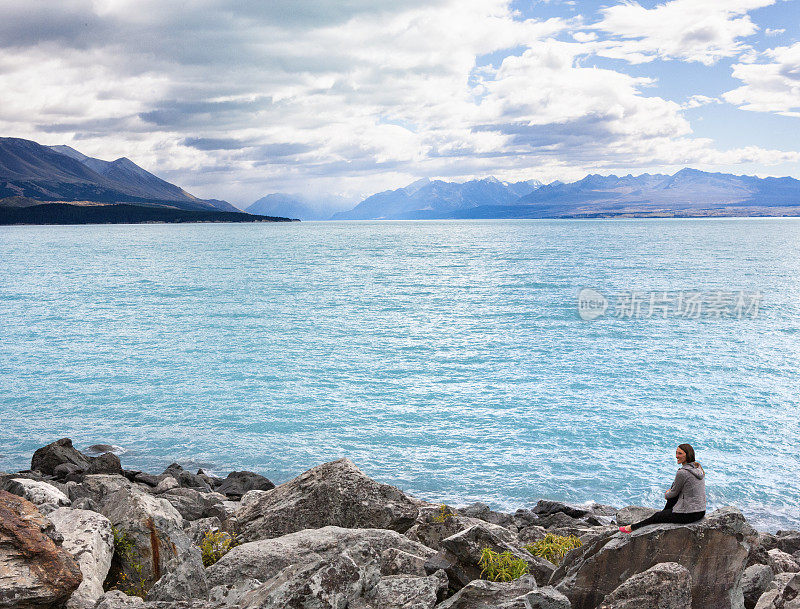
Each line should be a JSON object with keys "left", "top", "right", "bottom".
{"left": 199, "top": 530, "right": 238, "bottom": 567}
{"left": 525, "top": 533, "right": 582, "bottom": 565}
{"left": 478, "top": 548, "right": 529, "bottom": 582}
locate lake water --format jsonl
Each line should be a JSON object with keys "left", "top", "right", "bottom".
{"left": 1, "top": 219, "right": 799, "bottom": 531}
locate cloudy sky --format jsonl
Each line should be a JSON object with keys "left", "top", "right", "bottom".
{"left": 1, "top": 0, "right": 798, "bottom": 207}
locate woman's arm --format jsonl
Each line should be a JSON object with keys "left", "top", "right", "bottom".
{"left": 664, "top": 470, "right": 687, "bottom": 499}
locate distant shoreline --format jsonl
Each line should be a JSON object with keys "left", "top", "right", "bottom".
{"left": 0, "top": 202, "right": 298, "bottom": 225}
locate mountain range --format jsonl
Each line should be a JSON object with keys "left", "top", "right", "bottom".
{"left": 327, "top": 170, "right": 800, "bottom": 220}
{"left": 0, "top": 137, "right": 238, "bottom": 212}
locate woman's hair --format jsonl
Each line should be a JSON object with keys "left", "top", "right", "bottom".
{"left": 678, "top": 443, "right": 696, "bottom": 465}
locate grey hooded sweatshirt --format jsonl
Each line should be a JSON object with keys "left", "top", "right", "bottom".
{"left": 664, "top": 462, "right": 706, "bottom": 513}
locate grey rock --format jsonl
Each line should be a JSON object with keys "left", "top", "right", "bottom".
{"left": 207, "top": 526, "right": 434, "bottom": 595}
{"left": 349, "top": 571, "right": 447, "bottom": 609}
{"left": 768, "top": 549, "right": 800, "bottom": 574}
{"left": 405, "top": 505, "right": 495, "bottom": 552}
{"left": 760, "top": 532, "right": 800, "bottom": 557}
{"left": 533, "top": 499, "right": 591, "bottom": 519}
{"left": 87, "top": 453, "right": 122, "bottom": 476}
{"left": 93, "top": 590, "right": 145, "bottom": 608}
{"left": 31, "top": 438, "right": 92, "bottom": 476}
{"left": 216, "top": 471, "right": 275, "bottom": 500}
{"left": 48, "top": 507, "right": 114, "bottom": 609}
{"left": 615, "top": 506, "right": 658, "bottom": 527}
{"left": 236, "top": 459, "right": 421, "bottom": 542}
{"left": 159, "top": 488, "right": 227, "bottom": 522}
{"left": 380, "top": 547, "right": 430, "bottom": 576}
{"left": 133, "top": 473, "right": 161, "bottom": 488}
{"left": 518, "top": 524, "right": 548, "bottom": 545}
{"left": 458, "top": 502, "right": 516, "bottom": 529}
{"left": 95, "top": 483, "right": 200, "bottom": 588}
{"left": 425, "top": 522, "right": 555, "bottom": 589}
{"left": 520, "top": 587, "right": 574, "bottom": 609}
{"left": 162, "top": 464, "right": 212, "bottom": 492}
{"left": 435, "top": 576, "right": 550, "bottom": 609}
{"left": 238, "top": 490, "right": 269, "bottom": 511}
{"left": 185, "top": 517, "right": 225, "bottom": 545}
{"left": 553, "top": 506, "right": 759, "bottom": 609}
{"left": 598, "top": 562, "right": 692, "bottom": 609}
{"left": 154, "top": 477, "right": 179, "bottom": 494}
{"left": 754, "top": 573, "right": 800, "bottom": 609}
{"left": 2, "top": 477, "right": 71, "bottom": 508}
{"left": 742, "top": 564, "right": 774, "bottom": 609}
{"left": 67, "top": 474, "right": 132, "bottom": 506}
{"left": 536, "top": 512, "right": 584, "bottom": 530}
{"left": 55, "top": 463, "right": 87, "bottom": 481}
{"left": 145, "top": 552, "right": 209, "bottom": 602}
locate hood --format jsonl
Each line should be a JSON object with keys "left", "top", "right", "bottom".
{"left": 682, "top": 462, "right": 705, "bottom": 479}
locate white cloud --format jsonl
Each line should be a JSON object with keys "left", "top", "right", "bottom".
{"left": 724, "top": 42, "right": 800, "bottom": 117}
{"left": 592, "top": 0, "right": 774, "bottom": 65}
{"left": 764, "top": 28, "right": 785, "bottom": 36}
{"left": 683, "top": 95, "right": 722, "bottom": 109}
{"left": 0, "top": 0, "right": 795, "bottom": 203}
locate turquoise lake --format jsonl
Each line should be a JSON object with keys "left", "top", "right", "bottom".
{"left": 1, "top": 219, "right": 798, "bottom": 531}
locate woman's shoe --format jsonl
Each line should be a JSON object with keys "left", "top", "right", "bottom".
{"left": 619, "top": 526, "right": 632, "bottom": 534}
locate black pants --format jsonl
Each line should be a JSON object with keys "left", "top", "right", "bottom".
{"left": 630, "top": 500, "right": 705, "bottom": 530}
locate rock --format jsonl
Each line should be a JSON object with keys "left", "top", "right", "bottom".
{"left": 145, "top": 554, "right": 209, "bottom": 602}
{"left": 237, "top": 551, "right": 374, "bottom": 609}
{"left": 133, "top": 473, "right": 161, "bottom": 488}
{"left": 88, "top": 453, "right": 123, "bottom": 476}
{"left": 536, "top": 511, "right": 585, "bottom": 530}
{"left": 553, "top": 506, "right": 759, "bottom": 609}
{"left": 207, "top": 526, "right": 435, "bottom": 597}
{"left": 47, "top": 507, "right": 114, "bottom": 609}
{"left": 457, "top": 503, "right": 516, "bottom": 529}
{"left": 93, "top": 590, "right": 145, "bottom": 608}
{"left": 67, "top": 474, "right": 132, "bottom": 506}
{"left": 518, "top": 524, "right": 548, "bottom": 545}
{"left": 425, "top": 522, "right": 555, "bottom": 590}
{"left": 615, "top": 506, "right": 658, "bottom": 527}
{"left": 162, "top": 464, "right": 212, "bottom": 492}
{"left": 405, "top": 505, "right": 492, "bottom": 552}
{"left": 0, "top": 490, "right": 83, "bottom": 608}
{"left": 31, "top": 438, "right": 92, "bottom": 477}
{"left": 96, "top": 483, "right": 201, "bottom": 589}
{"left": 84, "top": 444, "right": 118, "bottom": 456}
{"left": 236, "top": 459, "right": 421, "bottom": 542}
{"left": 598, "top": 562, "right": 692, "bottom": 609}
{"left": 754, "top": 573, "right": 800, "bottom": 609}
{"left": 216, "top": 471, "right": 275, "bottom": 500}
{"left": 769, "top": 549, "right": 800, "bottom": 574}
{"left": 2, "top": 478, "right": 71, "bottom": 508}
{"left": 760, "top": 532, "right": 800, "bottom": 557}
{"left": 380, "top": 547, "right": 430, "bottom": 576}
{"left": 349, "top": 571, "right": 448, "bottom": 609}
{"left": 197, "top": 470, "right": 223, "bottom": 490}
{"left": 533, "top": 499, "right": 591, "bottom": 519}
{"left": 159, "top": 488, "right": 227, "bottom": 522}
{"left": 54, "top": 463, "right": 87, "bottom": 481}
{"left": 185, "top": 517, "right": 225, "bottom": 545}
{"left": 154, "top": 477, "right": 179, "bottom": 494}
{"left": 239, "top": 490, "right": 269, "bottom": 511}
{"left": 742, "top": 564, "right": 774, "bottom": 609}
{"left": 435, "top": 576, "right": 568, "bottom": 609}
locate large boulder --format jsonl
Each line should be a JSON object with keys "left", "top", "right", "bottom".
{"left": 742, "top": 564, "right": 775, "bottom": 609}
{"left": 2, "top": 478, "right": 71, "bottom": 509}
{"left": 0, "top": 490, "right": 83, "bottom": 608}
{"left": 216, "top": 471, "right": 275, "bottom": 500}
{"left": 158, "top": 488, "right": 228, "bottom": 522}
{"left": 553, "top": 506, "right": 758, "bottom": 609}
{"left": 435, "top": 576, "right": 570, "bottom": 609}
{"left": 207, "top": 526, "right": 435, "bottom": 599}
{"left": 768, "top": 549, "right": 800, "bottom": 574}
{"left": 405, "top": 504, "right": 496, "bottom": 552}
{"left": 47, "top": 507, "right": 114, "bottom": 609}
{"left": 754, "top": 573, "right": 800, "bottom": 609}
{"left": 349, "top": 571, "right": 448, "bottom": 609}
{"left": 96, "top": 483, "right": 203, "bottom": 590}
{"left": 236, "top": 459, "right": 421, "bottom": 542}
{"left": 31, "top": 438, "right": 92, "bottom": 476}
{"left": 424, "top": 522, "right": 555, "bottom": 589}
{"left": 598, "top": 562, "right": 692, "bottom": 609}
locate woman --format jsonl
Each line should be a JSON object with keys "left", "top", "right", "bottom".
{"left": 619, "top": 444, "right": 706, "bottom": 533}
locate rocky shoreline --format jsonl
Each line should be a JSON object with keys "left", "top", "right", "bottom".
{"left": 1, "top": 439, "right": 798, "bottom": 609}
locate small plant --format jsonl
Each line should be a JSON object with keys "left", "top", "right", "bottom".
{"left": 478, "top": 547, "right": 529, "bottom": 582}
{"left": 525, "top": 533, "right": 582, "bottom": 565}
{"left": 199, "top": 530, "right": 238, "bottom": 567}
{"left": 432, "top": 504, "right": 454, "bottom": 523}
{"left": 110, "top": 526, "right": 148, "bottom": 598}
